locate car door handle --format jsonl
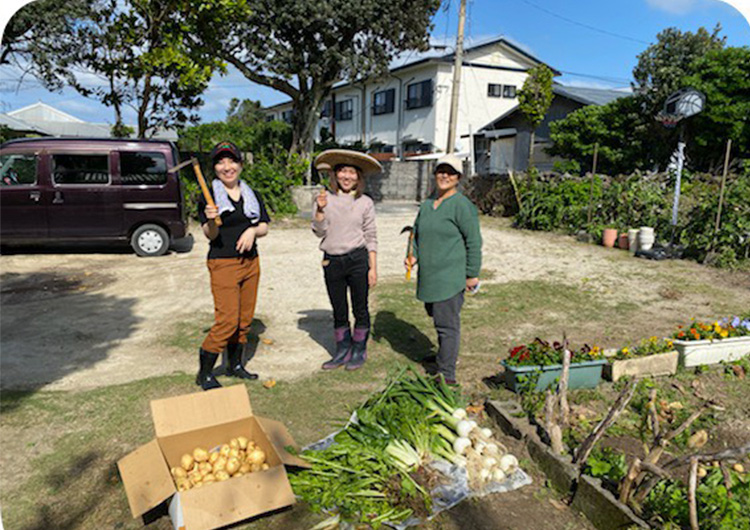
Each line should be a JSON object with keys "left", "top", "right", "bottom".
{"left": 53, "top": 191, "right": 64, "bottom": 204}
{"left": 30, "top": 191, "right": 41, "bottom": 202}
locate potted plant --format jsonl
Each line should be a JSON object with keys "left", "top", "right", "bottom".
{"left": 671, "top": 317, "right": 750, "bottom": 367}
{"left": 603, "top": 337, "right": 678, "bottom": 381}
{"left": 501, "top": 339, "right": 606, "bottom": 392}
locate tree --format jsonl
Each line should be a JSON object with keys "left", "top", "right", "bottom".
{"left": 7, "top": 0, "right": 220, "bottom": 137}
{"left": 548, "top": 25, "right": 732, "bottom": 173}
{"left": 226, "top": 98, "right": 265, "bottom": 127}
{"left": 180, "top": 0, "right": 439, "bottom": 160}
{"left": 0, "top": 0, "right": 94, "bottom": 70}
{"left": 517, "top": 64, "right": 554, "bottom": 168}
{"left": 684, "top": 47, "right": 750, "bottom": 171}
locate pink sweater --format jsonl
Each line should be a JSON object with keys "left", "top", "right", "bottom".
{"left": 312, "top": 191, "right": 377, "bottom": 255}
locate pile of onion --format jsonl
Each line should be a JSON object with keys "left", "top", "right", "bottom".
{"left": 450, "top": 417, "right": 519, "bottom": 489}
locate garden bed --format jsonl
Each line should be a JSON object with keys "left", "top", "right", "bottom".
{"left": 502, "top": 360, "right": 606, "bottom": 391}
{"left": 603, "top": 350, "right": 679, "bottom": 381}
{"left": 674, "top": 336, "right": 750, "bottom": 367}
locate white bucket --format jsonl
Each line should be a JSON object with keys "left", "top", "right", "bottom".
{"left": 638, "top": 227, "right": 655, "bottom": 251}
{"left": 628, "top": 229, "right": 639, "bottom": 254}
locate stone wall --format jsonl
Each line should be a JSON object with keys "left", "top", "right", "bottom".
{"left": 366, "top": 160, "right": 434, "bottom": 202}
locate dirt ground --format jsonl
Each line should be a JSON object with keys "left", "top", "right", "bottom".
{"left": 1, "top": 202, "right": 749, "bottom": 392}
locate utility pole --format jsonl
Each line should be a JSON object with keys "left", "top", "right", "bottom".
{"left": 446, "top": 0, "right": 467, "bottom": 154}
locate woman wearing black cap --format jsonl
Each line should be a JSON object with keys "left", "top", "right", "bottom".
{"left": 195, "top": 141, "right": 271, "bottom": 390}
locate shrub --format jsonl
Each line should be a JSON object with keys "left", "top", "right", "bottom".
{"left": 508, "top": 170, "right": 750, "bottom": 268}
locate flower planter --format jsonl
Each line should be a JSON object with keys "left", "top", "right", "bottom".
{"left": 672, "top": 336, "right": 750, "bottom": 367}
{"left": 602, "top": 229, "right": 618, "bottom": 248}
{"left": 603, "top": 350, "right": 679, "bottom": 381}
{"left": 501, "top": 360, "right": 606, "bottom": 392}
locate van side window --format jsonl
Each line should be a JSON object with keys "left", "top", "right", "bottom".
{"left": 1, "top": 153, "right": 37, "bottom": 185}
{"left": 52, "top": 154, "right": 109, "bottom": 185}
{"left": 121, "top": 152, "right": 168, "bottom": 185}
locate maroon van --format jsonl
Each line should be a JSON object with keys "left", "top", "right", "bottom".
{"left": 0, "top": 137, "right": 190, "bottom": 256}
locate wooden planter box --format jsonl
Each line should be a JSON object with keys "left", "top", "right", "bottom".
{"left": 603, "top": 350, "right": 679, "bottom": 381}
{"left": 501, "top": 360, "right": 606, "bottom": 392}
{"left": 673, "top": 336, "right": 750, "bottom": 367}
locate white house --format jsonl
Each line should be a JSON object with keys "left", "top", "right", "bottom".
{"left": 263, "top": 36, "right": 561, "bottom": 157}
{"left": 1, "top": 102, "right": 178, "bottom": 140}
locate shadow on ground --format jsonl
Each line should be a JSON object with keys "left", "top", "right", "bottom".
{"left": 372, "top": 310, "right": 435, "bottom": 365}
{"left": 0, "top": 271, "right": 140, "bottom": 403}
{"left": 297, "top": 309, "right": 334, "bottom": 357}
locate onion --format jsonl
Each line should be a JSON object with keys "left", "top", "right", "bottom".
{"left": 474, "top": 441, "right": 487, "bottom": 455}
{"left": 492, "top": 469, "right": 507, "bottom": 483}
{"left": 457, "top": 420, "right": 474, "bottom": 438}
{"left": 479, "top": 468, "right": 491, "bottom": 481}
{"left": 481, "top": 427, "right": 493, "bottom": 438}
{"left": 452, "top": 408, "right": 468, "bottom": 420}
{"left": 453, "top": 436, "right": 472, "bottom": 455}
{"left": 499, "top": 454, "right": 518, "bottom": 473}
{"left": 482, "top": 456, "right": 498, "bottom": 469}
{"left": 454, "top": 456, "right": 467, "bottom": 467}
{"left": 484, "top": 443, "right": 500, "bottom": 455}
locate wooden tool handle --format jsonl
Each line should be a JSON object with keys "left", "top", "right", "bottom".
{"left": 192, "top": 159, "right": 222, "bottom": 227}
{"left": 406, "top": 233, "right": 414, "bottom": 280}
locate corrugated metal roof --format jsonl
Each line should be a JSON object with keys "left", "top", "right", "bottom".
{"left": 552, "top": 85, "right": 630, "bottom": 106}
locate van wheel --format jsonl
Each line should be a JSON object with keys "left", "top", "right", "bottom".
{"left": 131, "top": 224, "right": 169, "bottom": 257}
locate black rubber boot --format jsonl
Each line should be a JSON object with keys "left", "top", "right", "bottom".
{"left": 322, "top": 327, "right": 352, "bottom": 370}
{"left": 346, "top": 328, "right": 369, "bottom": 371}
{"left": 196, "top": 348, "right": 222, "bottom": 390}
{"left": 226, "top": 343, "right": 258, "bottom": 380}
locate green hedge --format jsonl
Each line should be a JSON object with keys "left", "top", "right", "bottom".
{"left": 510, "top": 169, "right": 750, "bottom": 268}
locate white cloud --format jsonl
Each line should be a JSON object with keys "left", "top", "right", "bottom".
{"left": 645, "top": 0, "right": 700, "bottom": 15}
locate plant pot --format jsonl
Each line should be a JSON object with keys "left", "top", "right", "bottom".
{"left": 638, "top": 227, "right": 654, "bottom": 251}
{"left": 627, "top": 229, "right": 639, "bottom": 255}
{"left": 618, "top": 233, "right": 629, "bottom": 250}
{"left": 602, "top": 229, "right": 618, "bottom": 248}
{"left": 501, "top": 360, "right": 607, "bottom": 392}
{"left": 603, "top": 350, "right": 679, "bottom": 381}
{"left": 672, "top": 336, "right": 750, "bottom": 367}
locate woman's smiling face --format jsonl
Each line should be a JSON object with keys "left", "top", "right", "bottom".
{"left": 214, "top": 156, "right": 242, "bottom": 186}
{"left": 335, "top": 165, "right": 359, "bottom": 193}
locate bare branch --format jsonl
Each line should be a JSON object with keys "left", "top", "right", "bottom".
{"left": 222, "top": 54, "right": 298, "bottom": 98}
{"left": 558, "top": 339, "right": 571, "bottom": 427}
{"left": 689, "top": 457, "right": 699, "bottom": 530}
{"left": 574, "top": 380, "right": 636, "bottom": 466}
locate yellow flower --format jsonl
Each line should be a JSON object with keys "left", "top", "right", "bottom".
{"left": 667, "top": 340, "right": 674, "bottom": 348}
{"left": 622, "top": 347, "right": 629, "bottom": 355}
{"left": 720, "top": 330, "right": 728, "bottom": 338}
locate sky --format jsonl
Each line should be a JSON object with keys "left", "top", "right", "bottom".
{"left": 0, "top": 0, "right": 748, "bottom": 127}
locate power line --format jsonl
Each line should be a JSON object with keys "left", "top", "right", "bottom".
{"left": 515, "top": 0, "right": 650, "bottom": 45}
{"left": 559, "top": 70, "right": 633, "bottom": 85}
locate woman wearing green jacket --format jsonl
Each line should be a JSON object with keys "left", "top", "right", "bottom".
{"left": 405, "top": 154, "right": 482, "bottom": 384}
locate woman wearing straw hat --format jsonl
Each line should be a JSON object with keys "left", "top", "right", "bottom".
{"left": 404, "top": 154, "right": 482, "bottom": 385}
{"left": 313, "top": 149, "right": 382, "bottom": 371}
{"left": 195, "top": 141, "right": 271, "bottom": 390}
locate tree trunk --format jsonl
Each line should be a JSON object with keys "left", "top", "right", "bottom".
{"left": 137, "top": 73, "right": 153, "bottom": 139}
{"left": 528, "top": 129, "right": 535, "bottom": 170}
{"left": 290, "top": 87, "right": 327, "bottom": 185}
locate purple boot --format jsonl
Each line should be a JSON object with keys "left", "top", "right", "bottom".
{"left": 322, "top": 327, "right": 352, "bottom": 370}
{"left": 346, "top": 328, "right": 369, "bottom": 371}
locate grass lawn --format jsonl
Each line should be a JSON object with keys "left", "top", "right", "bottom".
{"left": 1, "top": 258, "right": 748, "bottom": 529}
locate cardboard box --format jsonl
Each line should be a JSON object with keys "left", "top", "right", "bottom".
{"left": 118, "top": 385, "right": 309, "bottom": 530}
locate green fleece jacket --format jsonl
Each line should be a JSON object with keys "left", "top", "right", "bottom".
{"left": 412, "top": 192, "right": 482, "bottom": 303}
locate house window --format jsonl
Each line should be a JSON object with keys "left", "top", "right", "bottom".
{"left": 406, "top": 80, "right": 433, "bottom": 109}
{"left": 487, "top": 84, "right": 502, "bottom": 98}
{"left": 372, "top": 88, "right": 395, "bottom": 115}
{"left": 265, "top": 114, "right": 274, "bottom": 122}
{"left": 335, "top": 99, "right": 353, "bottom": 121}
{"left": 120, "top": 152, "right": 168, "bottom": 186}
{"left": 281, "top": 110, "right": 294, "bottom": 123}
{"left": 320, "top": 100, "right": 332, "bottom": 118}
{"left": 503, "top": 85, "right": 517, "bottom": 98}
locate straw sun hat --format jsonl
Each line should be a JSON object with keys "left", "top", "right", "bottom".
{"left": 314, "top": 149, "right": 383, "bottom": 177}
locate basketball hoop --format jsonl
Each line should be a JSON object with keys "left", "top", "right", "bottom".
{"left": 656, "top": 113, "right": 682, "bottom": 129}
{"left": 655, "top": 88, "right": 705, "bottom": 129}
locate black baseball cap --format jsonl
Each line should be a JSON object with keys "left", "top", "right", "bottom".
{"left": 210, "top": 141, "right": 242, "bottom": 163}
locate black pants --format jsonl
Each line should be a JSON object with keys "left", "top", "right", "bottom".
{"left": 323, "top": 247, "right": 370, "bottom": 330}
{"left": 425, "top": 290, "right": 465, "bottom": 381}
